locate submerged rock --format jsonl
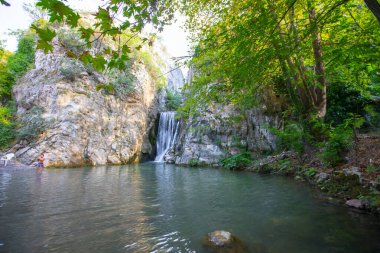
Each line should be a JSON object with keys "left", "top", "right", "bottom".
{"left": 203, "top": 230, "right": 246, "bottom": 253}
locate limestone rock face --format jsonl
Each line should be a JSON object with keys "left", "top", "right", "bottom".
{"left": 174, "top": 104, "right": 280, "bottom": 166}
{"left": 12, "top": 50, "right": 160, "bottom": 167}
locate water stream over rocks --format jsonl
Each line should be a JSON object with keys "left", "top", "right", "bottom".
{"left": 155, "top": 112, "right": 180, "bottom": 162}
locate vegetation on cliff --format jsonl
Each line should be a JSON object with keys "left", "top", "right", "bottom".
{"left": 0, "top": 36, "right": 36, "bottom": 148}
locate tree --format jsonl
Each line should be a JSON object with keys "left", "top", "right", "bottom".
{"left": 28, "top": 0, "right": 177, "bottom": 71}
{"left": 364, "top": 0, "right": 380, "bottom": 24}
{"left": 0, "top": 36, "right": 35, "bottom": 101}
{"left": 178, "top": 0, "right": 380, "bottom": 122}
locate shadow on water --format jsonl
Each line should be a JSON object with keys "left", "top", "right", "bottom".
{"left": 0, "top": 163, "right": 380, "bottom": 253}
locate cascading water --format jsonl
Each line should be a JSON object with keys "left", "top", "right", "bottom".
{"left": 155, "top": 112, "right": 180, "bottom": 162}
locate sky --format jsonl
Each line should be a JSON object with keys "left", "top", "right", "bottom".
{"left": 0, "top": 0, "right": 191, "bottom": 58}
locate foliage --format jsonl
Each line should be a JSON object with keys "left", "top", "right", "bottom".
{"left": 17, "top": 106, "right": 48, "bottom": 142}
{"left": 0, "top": 37, "right": 35, "bottom": 148}
{"left": 304, "top": 168, "right": 317, "bottom": 178}
{"left": 179, "top": 0, "right": 380, "bottom": 127}
{"left": 271, "top": 122, "right": 306, "bottom": 154}
{"left": 0, "top": 104, "right": 16, "bottom": 149}
{"left": 319, "top": 173, "right": 369, "bottom": 198}
{"left": 166, "top": 89, "right": 182, "bottom": 111}
{"left": 57, "top": 28, "right": 86, "bottom": 56}
{"left": 220, "top": 152, "right": 252, "bottom": 170}
{"left": 326, "top": 82, "right": 373, "bottom": 126}
{"left": 95, "top": 83, "right": 115, "bottom": 93}
{"left": 189, "top": 158, "right": 200, "bottom": 167}
{"left": 107, "top": 68, "right": 136, "bottom": 97}
{"left": 366, "top": 165, "right": 380, "bottom": 173}
{"left": 28, "top": 0, "right": 176, "bottom": 71}
{"left": 6, "top": 36, "right": 35, "bottom": 78}
{"left": 138, "top": 51, "right": 166, "bottom": 89}
{"left": 59, "top": 58, "right": 90, "bottom": 81}
{"left": 319, "top": 124, "right": 355, "bottom": 166}
{"left": 0, "top": 45, "right": 12, "bottom": 101}
{"left": 0, "top": 36, "right": 35, "bottom": 100}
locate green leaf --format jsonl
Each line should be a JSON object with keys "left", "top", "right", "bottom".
{"left": 36, "top": 39, "right": 54, "bottom": 54}
{"left": 92, "top": 54, "right": 107, "bottom": 71}
{"left": 121, "top": 45, "right": 131, "bottom": 54}
{"left": 31, "top": 25, "right": 56, "bottom": 42}
{"left": 79, "top": 51, "right": 93, "bottom": 65}
{"left": 79, "top": 27, "right": 94, "bottom": 42}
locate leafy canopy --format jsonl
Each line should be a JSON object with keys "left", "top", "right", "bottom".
{"left": 29, "top": 0, "right": 177, "bottom": 71}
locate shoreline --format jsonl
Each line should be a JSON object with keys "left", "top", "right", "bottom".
{"left": 241, "top": 151, "right": 380, "bottom": 216}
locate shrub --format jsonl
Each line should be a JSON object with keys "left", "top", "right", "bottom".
{"left": 271, "top": 122, "right": 305, "bottom": 154}
{"left": 59, "top": 58, "right": 88, "bottom": 81}
{"left": 0, "top": 104, "right": 16, "bottom": 149}
{"left": 220, "top": 152, "right": 252, "bottom": 170}
{"left": 304, "top": 168, "right": 317, "bottom": 178}
{"left": 319, "top": 115, "right": 364, "bottom": 166}
{"left": 166, "top": 89, "right": 182, "bottom": 111}
{"left": 326, "top": 82, "right": 372, "bottom": 126}
{"left": 366, "top": 165, "right": 380, "bottom": 173}
{"left": 57, "top": 28, "right": 86, "bottom": 56}
{"left": 319, "top": 125, "right": 354, "bottom": 166}
{"left": 189, "top": 158, "right": 200, "bottom": 167}
{"left": 6, "top": 35, "right": 35, "bottom": 78}
{"left": 106, "top": 67, "right": 136, "bottom": 97}
{"left": 17, "top": 106, "right": 48, "bottom": 141}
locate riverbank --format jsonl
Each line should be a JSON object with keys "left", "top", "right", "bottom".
{"left": 243, "top": 133, "right": 380, "bottom": 215}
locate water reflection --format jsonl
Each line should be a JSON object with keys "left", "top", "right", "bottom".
{"left": 0, "top": 164, "right": 379, "bottom": 253}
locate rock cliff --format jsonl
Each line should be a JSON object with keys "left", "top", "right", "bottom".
{"left": 12, "top": 48, "right": 162, "bottom": 167}
{"left": 169, "top": 105, "right": 280, "bottom": 166}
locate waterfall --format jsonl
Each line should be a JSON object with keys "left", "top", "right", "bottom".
{"left": 155, "top": 112, "right": 180, "bottom": 162}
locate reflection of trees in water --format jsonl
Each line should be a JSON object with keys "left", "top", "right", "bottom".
{"left": 1, "top": 165, "right": 159, "bottom": 252}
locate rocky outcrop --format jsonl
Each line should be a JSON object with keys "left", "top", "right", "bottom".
{"left": 172, "top": 104, "right": 280, "bottom": 166}
{"left": 11, "top": 49, "right": 161, "bottom": 167}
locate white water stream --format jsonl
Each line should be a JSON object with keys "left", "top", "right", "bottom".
{"left": 155, "top": 112, "right": 179, "bottom": 162}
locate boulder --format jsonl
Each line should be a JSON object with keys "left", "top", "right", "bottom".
{"left": 345, "top": 199, "right": 367, "bottom": 209}
{"left": 316, "top": 172, "right": 330, "bottom": 183}
{"left": 202, "top": 230, "right": 246, "bottom": 253}
{"left": 343, "top": 167, "right": 362, "bottom": 182}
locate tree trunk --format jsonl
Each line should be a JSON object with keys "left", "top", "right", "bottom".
{"left": 309, "top": 6, "right": 327, "bottom": 118}
{"left": 364, "top": 0, "right": 380, "bottom": 24}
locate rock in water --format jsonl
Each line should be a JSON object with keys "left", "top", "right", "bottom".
{"left": 209, "top": 231, "right": 232, "bottom": 246}
{"left": 203, "top": 230, "right": 246, "bottom": 253}
{"left": 345, "top": 199, "right": 367, "bottom": 209}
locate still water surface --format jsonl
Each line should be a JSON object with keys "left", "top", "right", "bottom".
{"left": 0, "top": 163, "right": 380, "bottom": 253}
